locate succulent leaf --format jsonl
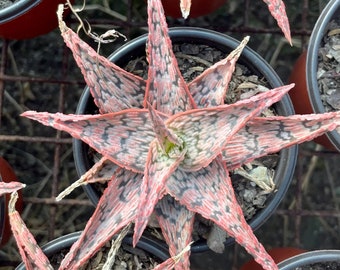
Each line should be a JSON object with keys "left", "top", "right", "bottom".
{"left": 60, "top": 22, "right": 145, "bottom": 114}
{"left": 145, "top": 0, "right": 196, "bottom": 114}
{"left": 223, "top": 111, "right": 340, "bottom": 169}
{"left": 155, "top": 196, "right": 195, "bottom": 270}
{"left": 134, "top": 140, "right": 186, "bottom": 246}
{"left": 262, "top": 0, "right": 291, "bottom": 44}
{"left": 59, "top": 168, "right": 142, "bottom": 269}
{"left": 189, "top": 36, "right": 249, "bottom": 108}
{"left": 167, "top": 84, "right": 292, "bottom": 171}
{"left": 166, "top": 157, "right": 277, "bottom": 270}
{"left": 9, "top": 192, "right": 53, "bottom": 270}
{"left": 21, "top": 110, "right": 159, "bottom": 173}
{"left": 0, "top": 181, "right": 25, "bottom": 196}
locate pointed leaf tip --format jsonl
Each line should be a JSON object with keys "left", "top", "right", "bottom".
{"left": 9, "top": 192, "right": 54, "bottom": 269}
{"left": 189, "top": 35, "right": 250, "bottom": 108}
{"left": 0, "top": 182, "right": 25, "bottom": 197}
{"left": 146, "top": 0, "right": 195, "bottom": 114}
{"left": 180, "top": 0, "right": 191, "bottom": 19}
{"left": 263, "top": 0, "right": 292, "bottom": 44}
{"left": 22, "top": 110, "right": 156, "bottom": 173}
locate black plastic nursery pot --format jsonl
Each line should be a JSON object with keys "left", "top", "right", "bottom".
{"left": 290, "top": 0, "right": 340, "bottom": 151}
{"left": 0, "top": 0, "right": 73, "bottom": 40}
{"left": 307, "top": 0, "right": 340, "bottom": 151}
{"left": 16, "top": 231, "right": 169, "bottom": 269}
{"left": 73, "top": 27, "right": 298, "bottom": 252}
{"left": 277, "top": 250, "right": 340, "bottom": 270}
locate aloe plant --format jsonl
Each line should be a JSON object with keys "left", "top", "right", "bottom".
{"left": 7, "top": 0, "right": 340, "bottom": 269}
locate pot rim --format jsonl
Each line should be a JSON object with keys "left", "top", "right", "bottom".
{"left": 0, "top": 0, "right": 41, "bottom": 24}
{"left": 306, "top": 0, "right": 340, "bottom": 150}
{"left": 15, "top": 231, "right": 169, "bottom": 269}
{"left": 277, "top": 249, "right": 340, "bottom": 269}
{"left": 73, "top": 26, "right": 297, "bottom": 252}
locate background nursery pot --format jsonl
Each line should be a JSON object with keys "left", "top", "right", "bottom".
{"left": 73, "top": 27, "right": 298, "bottom": 252}
{"left": 0, "top": 0, "right": 73, "bottom": 40}
{"left": 16, "top": 231, "right": 169, "bottom": 269}
{"left": 289, "top": 0, "right": 340, "bottom": 150}
{"left": 240, "top": 247, "right": 307, "bottom": 270}
{"left": 0, "top": 157, "right": 22, "bottom": 247}
{"left": 277, "top": 250, "right": 340, "bottom": 270}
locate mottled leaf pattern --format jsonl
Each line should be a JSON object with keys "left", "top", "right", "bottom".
{"left": 60, "top": 23, "right": 145, "bottom": 114}
{"left": 59, "top": 168, "right": 142, "bottom": 269}
{"left": 0, "top": 181, "right": 25, "bottom": 196}
{"left": 262, "top": 0, "right": 291, "bottom": 44}
{"left": 166, "top": 158, "right": 277, "bottom": 270}
{"left": 22, "top": 110, "right": 156, "bottom": 173}
{"left": 167, "top": 85, "right": 292, "bottom": 171}
{"left": 134, "top": 140, "right": 186, "bottom": 246}
{"left": 156, "top": 196, "right": 195, "bottom": 270}
{"left": 189, "top": 36, "right": 249, "bottom": 108}
{"left": 144, "top": 0, "right": 196, "bottom": 115}
{"left": 223, "top": 111, "right": 340, "bottom": 170}
{"left": 9, "top": 192, "right": 53, "bottom": 270}
{"left": 145, "top": 1, "right": 197, "bottom": 265}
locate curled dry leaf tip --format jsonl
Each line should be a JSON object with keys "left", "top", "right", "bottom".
{"left": 57, "top": 4, "right": 67, "bottom": 33}
{"left": 8, "top": 191, "right": 19, "bottom": 214}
